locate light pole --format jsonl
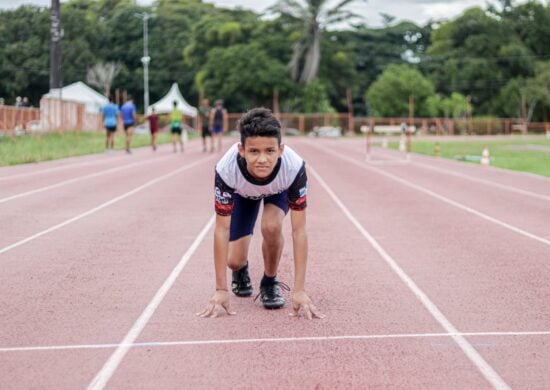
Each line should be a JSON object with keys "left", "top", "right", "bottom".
{"left": 136, "top": 12, "right": 152, "bottom": 115}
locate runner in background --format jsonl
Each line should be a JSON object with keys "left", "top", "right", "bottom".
{"left": 102, "top": 96, "right": 119, "bottom": 152}
{"left": 170, "top": 100, "right": 184, "bottom": 153}
{"left": 210, "top": 99, "right": 228, "bottom": 152}
{"left": 120, "top": 95, "right": 137, "bottom": 154}
{"left": 147, "top": 107, "right": 159, "bottom": 151}
{"left": 198, "top": 98, "right": 213, "bottom": 153}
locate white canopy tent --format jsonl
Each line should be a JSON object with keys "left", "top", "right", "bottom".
{"left": 147, "top": 83, "right": 197, "bottom": 117}
{"left": 43, "top": 81, "right": 108, "bottom": 113}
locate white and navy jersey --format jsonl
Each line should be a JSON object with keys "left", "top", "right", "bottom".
{"left": 214, "top": 143, "right": 308, "bottom": 216}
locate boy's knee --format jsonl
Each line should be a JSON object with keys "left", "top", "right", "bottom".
{"left": 261, "top": 222, "right": 282, "bottom": 240}
{"left": 227, "top": 256, "right": 246, "bottom": 270}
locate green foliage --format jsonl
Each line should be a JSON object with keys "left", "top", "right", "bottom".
{"left": 0, "top": 6, "right": 50, "bottom": 105}
{"left": 0, "top": 0, "right": 548, "bottom": 120}
{"left": 0, "top": 131, "right": 175, "bottom": 166}
{"left": 296, "top": 80, "right": 335, "bottom": 113}
{"left": 201, "top": 43, "right": 291, "bottom": 112}
{"left": 399, "top": 138, "right": 550, "bottom": 177}
{"left": 365, "top": 64, "right": 435, "bottom": 117}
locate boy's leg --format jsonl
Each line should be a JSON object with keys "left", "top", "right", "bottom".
{"left": 228, "top": 194, "right": 261, "bottom": 296}
{"left": 258, "top": 193, "right": 289, "bottom": 309}
{"left": 260, "top": 203, "right": 285, "bottom": 277}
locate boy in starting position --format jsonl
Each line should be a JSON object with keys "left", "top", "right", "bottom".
{"left": 197, "top": 108, "right": 324, "bottom": 319}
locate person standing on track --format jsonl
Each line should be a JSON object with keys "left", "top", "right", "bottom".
{"left": 170, "top": 100, "right": 184, "bottom": 153}
{"left": 197, "top": 108, "right": 324, "bottom": 320}
{"left": 147, "top": 106, "right": 159, "bottom": 151}
{"left": 198, "top": 98, "right": 213, "bottom": 153}
{"left": 120, "top": 95, "right": 137, "bottom": 154}
{"left": 209, "top": 99, "right": 228, "bottom": 152}
{"left": 102, "top": 96, "right": 119, "bottom": 152}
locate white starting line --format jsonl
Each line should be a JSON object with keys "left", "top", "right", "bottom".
{"left": 1, "top": 330, "right": 549, "bottom": 353}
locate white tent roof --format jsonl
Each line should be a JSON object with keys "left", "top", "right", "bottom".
{"left": 148, "top": 83, "right": 197, "bottom": 117}
{"left": 44, "top": 81, "right": 108, "bottom": 113}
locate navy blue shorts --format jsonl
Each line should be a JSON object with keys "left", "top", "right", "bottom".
{"left": 229, "top": 191, "right": 289, "bottom": 242}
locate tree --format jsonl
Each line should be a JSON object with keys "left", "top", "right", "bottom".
{"left": 497, "top": 62, "right": 550, "bottom": 122}
{"left": 269, "top": 0, "right": 367, "bottom": 84}
{"left": 365, "top": 64, "right": 435, "bottom": 117}
{"left": 0, "top": 6, "right": 50, "bottom": 104}
{"left": 200, "top": 43, "right": 291, "bottom": 112}
{"left": 86, "top": 62, "right": 121, "bottom": 96}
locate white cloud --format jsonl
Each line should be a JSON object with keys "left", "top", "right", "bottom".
{"left": 0, "top": 0, "right": 517, "bottom": 27}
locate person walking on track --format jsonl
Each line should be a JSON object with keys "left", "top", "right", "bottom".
{"left": 198, "top": 98, "right": 213, "bottom": 153}
{"left": 120, "top": 95, "right": 137, "bottom": 154}
{"left": 209, "top": 99, "right": 228, "bottom": 152}
{"left": 197, "top": 108, "right": 324, "bottom": 320}
{"left": 147, "top": 106, "right": 159, "bottom": 151}
{"left": 170, "top": 100, "right": 184, "bottom": 153}
{"left": 102, "top": 96, "right": 119, "bottom": 152}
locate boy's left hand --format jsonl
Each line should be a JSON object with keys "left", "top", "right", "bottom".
{"left": 290, "top": 290, "right": 325, "bottom": 320}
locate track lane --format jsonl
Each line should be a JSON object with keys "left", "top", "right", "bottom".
{"left": 291, "top": 139, "right": 550, "bottom": 388}
{"left": 337, "top": 137, "right": 550, "bottom": 195}
{"left": 101, "top": 160, "right": 494, "bottom": 388}
{"left": 308, "top": 139, "right": 550, "bottom": 242}
{"left": 0, "top": 149, "right": 215, "bottom": 250}
{"left": 0, "top": 151, "right": 218, "bottom": 389}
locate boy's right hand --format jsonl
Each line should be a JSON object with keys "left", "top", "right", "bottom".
{"left": 196, "top": 290, "right": 236, "bottom": 318}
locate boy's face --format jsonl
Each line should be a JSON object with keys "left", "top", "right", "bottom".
{"left": 238, "top": 136, "right": 283, "bottom": 180}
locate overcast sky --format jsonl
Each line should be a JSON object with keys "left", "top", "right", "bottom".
{"left": 0, "top": 0, "right": 518, "bottom": 27}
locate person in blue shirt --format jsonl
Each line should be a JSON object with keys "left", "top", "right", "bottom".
{"left": 102, "top": 96, "right": 119, "bottom": 152}
{"left": 120, "top": 95, "right": 137, "bottom": 154}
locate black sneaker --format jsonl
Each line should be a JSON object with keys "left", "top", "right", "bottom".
{"left": 256, "top": 281, "right": 290, "bottom": 309}
{"left": 231, "top": 263, "right": 253, "bottom": 297}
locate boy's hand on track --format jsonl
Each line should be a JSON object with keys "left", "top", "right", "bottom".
{"left": 290, "top": 290, "right": 325, "bottom": 320}
{"left": 196, "top": 290, "right": 236, "bottom": 318}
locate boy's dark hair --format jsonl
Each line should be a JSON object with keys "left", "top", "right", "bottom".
{"left": 238, "top": 108, "right": 281, "bottom": 146}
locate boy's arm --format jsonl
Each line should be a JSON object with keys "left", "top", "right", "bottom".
{"left": 197, "top": 214, "right": 236, "bottom": 318}
{"left": 213, "top": 214, "right": 230, "bottom": 290}
{"left": 197, "top": 172, "right": 236, "bottom": 318}
{"left": 290, "top": 209, "right": 324, "bottom": 320}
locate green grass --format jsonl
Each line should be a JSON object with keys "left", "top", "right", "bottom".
{"left": 0, "top": 131, "right": 186, "bottom": 166}
{"left": 389, "top": 137, "right": 550, "bottom": 177}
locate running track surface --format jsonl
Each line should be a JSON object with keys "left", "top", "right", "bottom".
{"left": 1, "top": 137, "right": 549, "bottom": 389}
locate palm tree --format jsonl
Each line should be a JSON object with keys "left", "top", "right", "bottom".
{"left": 86, "top": 62, "right": 121, "bottom": 97}
{"left": 269, "top": 0, "right": 366, "bottom": 84}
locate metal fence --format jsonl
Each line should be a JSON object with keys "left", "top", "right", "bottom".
{"left": 2, "top": 105, "right": 549, "bottom": 137}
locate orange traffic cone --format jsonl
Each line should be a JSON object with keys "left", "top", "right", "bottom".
{"left": 481, "top": 146, "right": 490, "bottom": 166}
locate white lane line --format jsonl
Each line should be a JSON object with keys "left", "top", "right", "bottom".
{"left": 87, "top": 214, "right": 215, "bottom": 390}
{"left": 363, "top": 145, "right": 550, "bottom": 202}
{"left": 3, "top": 331, "right": 550, "bottom": 353}
{"left": 412, "top": 160, "right": 550, "bottom": 202}
{"left": 0, "top": 155, "right": 216, "bottom": 256}
{"left": 0, "top": 154, "right": 174, "bottom": 204}
{"left": 309, "top": 142, "right": 550, "bottom": 247}
{"left": 0, "top": 155, "right": 128, "bottom": 182}
{"left": 308, "top": 165, "right": 510, "bottom": 390}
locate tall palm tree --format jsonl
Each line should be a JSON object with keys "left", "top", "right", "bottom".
{"left": 269, "top": 0, "right": 366, "bottom": 84}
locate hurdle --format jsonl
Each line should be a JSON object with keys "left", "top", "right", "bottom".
{"left": 363, "top": 122, "right": 414, "bottom": 165}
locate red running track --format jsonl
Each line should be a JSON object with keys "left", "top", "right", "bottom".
{"left": 0, "top": 138, "right": 549, "bottom": 389}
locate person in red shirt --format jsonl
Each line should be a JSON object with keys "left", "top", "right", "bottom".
{"left": 147, "top": 107, "right": 159, "bottom": 151}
